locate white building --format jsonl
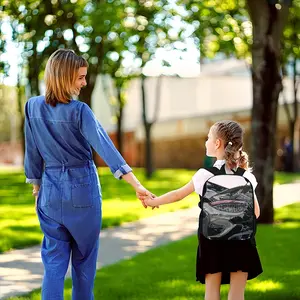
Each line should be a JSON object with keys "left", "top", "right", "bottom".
{"left": 90, "top": 58, "right": 299, "bottom": 169}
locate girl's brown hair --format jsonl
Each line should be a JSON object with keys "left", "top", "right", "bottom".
{"left": 45, "top": 49, "right": 88, "bottom": 107}
{"left": 212, "top": 120, "right": 249, "bottom": 170}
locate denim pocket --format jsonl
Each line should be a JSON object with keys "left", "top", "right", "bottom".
{"left": 71, "top": 183, "right": 93, "bottom": 208}
{"left": 40, "top": 184, "right": 52, "bottom": 207}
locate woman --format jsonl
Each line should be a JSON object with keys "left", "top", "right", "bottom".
{"left": 24, "top": 49, "right": 152, "bottom": 299}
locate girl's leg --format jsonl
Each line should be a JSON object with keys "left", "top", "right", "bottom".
{"left": 205, "top": 272, "right": 222, "bottom": 300}
{"left": 228, "top": 271, "right": 248, "bottom": 300}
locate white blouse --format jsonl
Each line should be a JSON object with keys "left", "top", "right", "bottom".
{"left": 192, "top": 160, "right": 258, "bottom": 196}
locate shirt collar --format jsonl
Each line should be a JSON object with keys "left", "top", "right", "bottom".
{"left": 213, "top": 159, "right": 226, "bottom": 168}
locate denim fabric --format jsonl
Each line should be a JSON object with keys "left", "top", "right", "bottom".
{"left": 24, "top": 95, "right": 132, "bottom": 299}
{"left": 37, "top": 161, "right": 101, "bottom": 299}
{"left": 24, "top": 95, "right": 132, "bottom": 184}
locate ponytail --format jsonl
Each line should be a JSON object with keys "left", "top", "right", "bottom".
{"left": 212, "top": 120, "right": 251, "bottom": 171}
{"left": 238, "top": 150, "right": 249, "bottom": 170}
{"left": 224, "top": 143, "right": 250, "bottom": 170}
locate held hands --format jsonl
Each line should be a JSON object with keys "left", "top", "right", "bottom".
{"left": 135, "top": 185, "right": 159, "bottom": 209}
{"left": 143, "top": 194, "right": 157, "bottom": 207}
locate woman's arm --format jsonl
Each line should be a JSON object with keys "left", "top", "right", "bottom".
{"left": 121, "top": 172, "right": 143, "bottom": 190}
{"left": 121, "top": 172, "right": 154, "bottom": 208}
{"left": 79, "top": 104, "right": 155, "bottom": 207}
{"left": 145, "top": 181, "right": 195, "bottom": 207}
{"left": 79, "top": 103, "right": 132, "bottom": 179}
{"left": 24, "top": 101, "right": 44, "bottom": 185}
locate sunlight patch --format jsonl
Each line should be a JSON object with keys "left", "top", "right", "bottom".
{"left": 157, "top": 279, "right": 187, "bottom": 289}
{"left": 286, "top": 270, "right": 300, "bottom": 276}
{"left": 248, "top": 280, "right": 283, "bottom": 292}
{"left": 277, "top": 222, "right": 300, "bottom": 229}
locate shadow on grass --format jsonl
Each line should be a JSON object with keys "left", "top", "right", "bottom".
{"left": 8, "top": 225, "right": 41, "bottom": 233}
{"left": 0, "top": 225, "right": 42, "bottom": 253}
{"left": 9, "top": 216, "right": 300, "bottom": 300}
{"left": 274, "top": 171, "right": 300, "bottom": 185}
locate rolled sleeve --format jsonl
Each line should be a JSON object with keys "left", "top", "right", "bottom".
{"left": 79, "top": 103, "right": 132, "bottom": 179}
{"left": 25, "top": 178, "right": 42, "bottom": 185}
{"left": 24, "top": 101, "right": 43, "bottom": 185}
{"left": 113, "top": 164, "right": 132, "bottom": 179}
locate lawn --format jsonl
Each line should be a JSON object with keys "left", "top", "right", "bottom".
{"left": 7, "top": 203, "right": 300, "bottom": 300}
{"left": 0, "top": 167, "right": 299, "bottom": 253}
{"left": 0, "top": 167, "right": 197, "bottom": 253}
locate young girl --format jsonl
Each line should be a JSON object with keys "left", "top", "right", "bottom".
{"left": 24, "top": 49, "right": 152, "bottom": 300}
{"left": 144, "top": 120, "right": 263, "bottom": 300}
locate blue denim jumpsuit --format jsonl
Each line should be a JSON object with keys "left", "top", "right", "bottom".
{"left": 24, "top": 96, "right": 132, "bottom": 300}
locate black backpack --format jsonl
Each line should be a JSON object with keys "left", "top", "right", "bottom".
{"left": 199, "top": 165, "right": 256, "bottom": 241}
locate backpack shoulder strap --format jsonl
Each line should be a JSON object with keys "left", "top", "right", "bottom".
{"left": 203, "top": 167, "right": 223, "bottom": 176}
{"left": 233, "top": 167, "right": 246, "bottom": 176}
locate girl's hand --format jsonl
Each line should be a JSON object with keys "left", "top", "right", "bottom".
{"left": 144, "top": 195, "right": 157, "bottom": 207}
{"left": 135, "top": 185, "right": 152, "bottom": 208}
{"left": 135, "top": 185, "right": 159, "bottom": 209}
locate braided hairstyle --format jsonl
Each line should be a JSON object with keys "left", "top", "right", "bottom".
{"left": 212, "top": 120, "right": 249, "bottom": 170}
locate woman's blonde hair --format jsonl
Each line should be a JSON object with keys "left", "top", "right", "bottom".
{"left": 45, "top": 49, "right": 88, "bottom": 106}
{"left": 212, "top": 120, "right": 250, "bottom": 170}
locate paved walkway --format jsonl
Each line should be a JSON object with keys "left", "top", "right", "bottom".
{"left": 0, "top": 182, "right": 299, "bottom": 299}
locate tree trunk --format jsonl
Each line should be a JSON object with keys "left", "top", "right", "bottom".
{"left": 27, "top": 51, "right": 40, "bottom": 96}
{"left": 292, "top": 57, "right": 299, "bottom": 171}
{"left": 247, "top": 0, "right": 289, "bottom": 224}
{"left": 141, "top": 75, "right": 154, "bottom": 178}
{"left": 144, "top": 122, "right": 153, "bottom": 178}
{"left": 79, "top": 72, "right": 95, "bottom": 107}
{"left": 116, "top": 86, "right": 124, "bottom": 155}
{"left": 79, "top": 41, "right": 105, "bottom": 107}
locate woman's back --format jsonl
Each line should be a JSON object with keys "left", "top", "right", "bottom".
{"left": 25, "top": 95, "right": 92, "bottom": 167}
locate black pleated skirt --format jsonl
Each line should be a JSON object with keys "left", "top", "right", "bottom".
{"left": 196, "top": 234, "right": 263, "bottom": 284}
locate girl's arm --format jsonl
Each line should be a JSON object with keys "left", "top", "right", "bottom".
{"left": 254, "top": 193, "right": 260, "bottom": 219}
{"left": 145, "top": 181, "right": 195, "bottom": 207}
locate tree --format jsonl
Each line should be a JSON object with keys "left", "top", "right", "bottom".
{"left": 281, "top": 0, "right": 300, "bottom": 171}
{"left": 3, "top": 0, "right": 129, "bottom": 107}
{"left": 181, "top": 0, "right": 294, "bottom": 223}
{"left": 247, "top": 0, "right": 292, "bottom": 223}
{"left": 126, "top": 0, "right": 177, "bottom": 178}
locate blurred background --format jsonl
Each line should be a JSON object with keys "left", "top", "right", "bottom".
{"left": 0, "top": 0, "right": 299, "bottom": 222}
{"left": 0, "top": 2, "right": 300, "bottom": 299}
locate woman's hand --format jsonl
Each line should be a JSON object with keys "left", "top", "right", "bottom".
{"left": 32, "top": 185, "right": 40, "bottom": 212}
{"left": 135, "top": 185, "right": 159, "bottom": 209}
{"left": 35, "top": 196, "right": 38, "bottom": 211}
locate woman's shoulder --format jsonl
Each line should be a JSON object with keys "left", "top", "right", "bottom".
{"left": 27, "top": 95, "right": 44, "bottom": 105}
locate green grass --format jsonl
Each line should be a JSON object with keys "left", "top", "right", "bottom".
{"left": 0, "top": 167, "right": 197, "bottom": 253}
{"left": 274, "top": 171, "right": 300, "bottom": 185}
{"left": 0, "top": 167, "right": 299, "bottom": 253}
{"left": 7, "top": 203, "right": 300, "bottom": 300}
